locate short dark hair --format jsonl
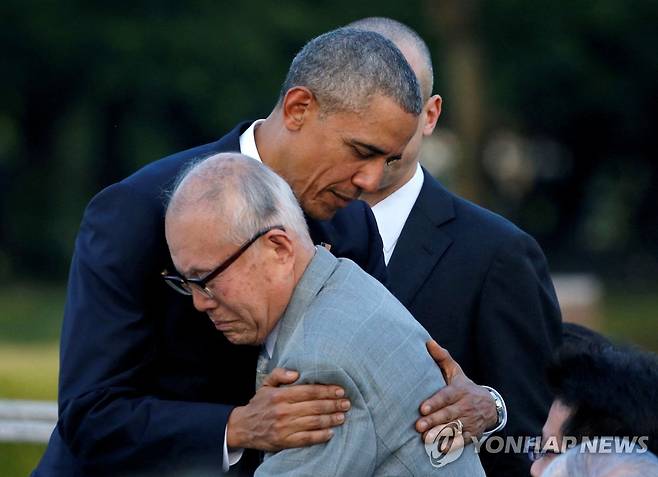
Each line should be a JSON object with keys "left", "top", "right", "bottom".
{"left": 279, "top": 27, "right": 422, "bottom": 115}
{"left": 547, "top": 341, "right": 658, "bottom": 454}
{"left": 562, "top": 322, "right": 612, "bottom": 350}
{"left": 348, "top": 17, "right": 434, "bottom": 100}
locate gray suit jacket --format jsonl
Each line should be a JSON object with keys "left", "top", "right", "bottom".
{"left": 255, "top": 247, "right": 486, "bottom": 477}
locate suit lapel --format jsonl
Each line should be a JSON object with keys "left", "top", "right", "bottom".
{"left": 271, "top": 247, "right": 338, "bottom": 364}
{"left": 387, "top": 168, "right": 455, "bottom": 307}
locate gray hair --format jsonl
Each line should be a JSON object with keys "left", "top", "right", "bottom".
{"left": 279, "top": 27, "right": 422, "bottom": 115}
{"left": 543, "top": 442, "right": 658, "bottom": 477}
{"left": 167, "top": 153, "right": 313, "bottom": 248}
{"left": 347, "top": 17, "right": 434, "bottom": 101}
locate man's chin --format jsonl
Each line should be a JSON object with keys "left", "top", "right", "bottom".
{"left": 302, "top": 199, "right": 345, "bottom": 221}
{"left": 222, "top": 331, "right": 254, "bottom": 346}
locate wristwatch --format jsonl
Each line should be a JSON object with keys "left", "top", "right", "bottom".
{"left": 482, "top": 385, "right": 507, "bottom": 437}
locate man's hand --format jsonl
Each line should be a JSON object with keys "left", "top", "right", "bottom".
{"left": 226, "top": 368, "right": 350, "bottom": 452}
{"left": 416, "top": 340, "right": 497, "bottom": 441}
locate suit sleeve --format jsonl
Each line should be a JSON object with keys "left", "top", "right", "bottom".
{"left": 475, "top": 231, "right": 562, "bottom": 475}
{"left": 57, "top": 182, "right": 231, "bottom": 474}
{"left": 255, "top": 366, "right": 377, "bottom": 477}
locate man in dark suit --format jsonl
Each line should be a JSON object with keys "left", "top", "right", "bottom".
{"left": 354, "top": 18, "right": 563, "bottom": 476}
{"left": 33, "top": 28, "right": 423, "bottom": 476}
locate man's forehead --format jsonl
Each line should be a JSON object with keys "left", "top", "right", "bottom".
{"left": 543, "top": 400, "right": 571, "bottom": 440}
{"left": 172, "top": 244, "right": 226, "bottom": 278}
{"left": 167, "top": 214, "right": 227, "bottom": 273}
{"left": 341, "top": 122, "right": 412, "bottom": 156}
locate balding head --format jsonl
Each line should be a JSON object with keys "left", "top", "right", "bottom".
{"left": 167, "top": 153, "right": 312, "bottom": 247}
{"left": 164, "top": 153, "right": 315, "bottom": 345}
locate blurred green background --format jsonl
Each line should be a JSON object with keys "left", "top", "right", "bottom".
{"left": 1, "top": 0, "right": 657, "bottom": 475}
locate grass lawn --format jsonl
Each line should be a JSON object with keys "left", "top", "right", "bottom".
{"left": 0, "top": 282, "right": 656, "bottom": 476}
{"left": 0, "top": 284, "right": 62, "bottom": 476}
{"left": 0, "top": 443, "right": 47, "bottom": 476}
{"left": 0, "top": 345, "right": 57, "bottom": 476}
{"left": 602, "top": 290, "right": 658, "bottom": 352}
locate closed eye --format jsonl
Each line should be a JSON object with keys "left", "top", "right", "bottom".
{"left": 346, "top": 139, "right": 387, "bottom": 160}
{"left": 352, "top": 145, "right": 375, "bottom": 159}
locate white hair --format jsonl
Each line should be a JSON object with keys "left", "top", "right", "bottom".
{"left": 167, "top": 152, "right": 313, "bottom": 248}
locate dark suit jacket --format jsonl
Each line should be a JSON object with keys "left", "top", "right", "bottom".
{"left": 33, "top": 121, "right": 386, "bottom": 477}
{"left": 387, "top": 168, "right": 562, "bottom": 477}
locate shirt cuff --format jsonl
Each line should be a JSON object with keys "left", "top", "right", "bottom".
{"left": 481, "top": 385, "right": 508, "bottom": 437}
{"left": 222, "top": 426, "right": 245, "bottom": 472}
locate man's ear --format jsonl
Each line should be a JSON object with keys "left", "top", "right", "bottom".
{"left": 264, "top": 228, "right": 295, "bottom": 264}
{"left": 281, "top": 87, "right": 314, "bottom": 131}
{"left": 422, "top": 94, "right": 442, "bottom": 137}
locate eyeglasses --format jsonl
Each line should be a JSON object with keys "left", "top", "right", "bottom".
{"left": 162, "top": 225, "right": 285, "bottom": 299}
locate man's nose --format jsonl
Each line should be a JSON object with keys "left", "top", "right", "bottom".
{"left": 191, "top": 288, "right": 217, "bottom": 313}
{"left": 352, "top": 159, "right": 385, "bottom": 193}
{"left": 529, "top": 460, "right": 540, "bottom": 477}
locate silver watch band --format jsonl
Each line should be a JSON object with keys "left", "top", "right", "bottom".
{"left": 481, "top": 385, "right": 508, "bottom": 437}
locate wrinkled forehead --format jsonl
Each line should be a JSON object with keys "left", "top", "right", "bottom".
{"left": 166, "top": 207, "right": 227, "bottom": 258}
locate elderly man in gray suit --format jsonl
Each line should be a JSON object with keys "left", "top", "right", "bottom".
{"left": 164, "top": 152, "right": 486, "bottom": 476}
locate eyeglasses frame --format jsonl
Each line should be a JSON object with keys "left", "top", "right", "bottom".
{"left": 161, "top": 225, "right": 286, "bottom": 298}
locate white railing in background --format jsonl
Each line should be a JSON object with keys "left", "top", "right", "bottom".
{"left": 0, "top": 399, "right": 57, "bottom": 443}
{"left": 552, "top": 273, "right": 603, "bottom": 330}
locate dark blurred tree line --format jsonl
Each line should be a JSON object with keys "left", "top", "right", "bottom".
{"left": 1, "top": 0, "right": 656, "bottom": 285}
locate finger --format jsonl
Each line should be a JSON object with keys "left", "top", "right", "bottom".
{"left": 419, "top": 384, "right": 459, "bottom": 416}
{"left": 416, "top": 402, "right": 461, "bottom": 433}
{"left": 426, "top": 339, "right": 450, "bottom": 364}
{"left": 426, "top": 340, "right": 463, "bottom": 381}
{"left": 423, "top": 423, "right": 467, "bottom": 453}
{"left": 289, "top": 412, "right": 346, "bottom": 433}
{"left": 418, "top": 405, "right": 484, "bottom": 437}
{"left": 287, "top": 397, "right": 351, "bottom": 418}
{"left": 263, "top": 367, "right": 300, "bottom": 387}
{"left": 270, "top": 383, "right": 346, "bottom": 403}
{"left": 425, "top": 427, "right": 476, "bottom": 445}
{"left": 284, "top": 428, "right": 334, "bottom": 448}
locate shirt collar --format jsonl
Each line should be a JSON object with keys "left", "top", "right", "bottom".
{"left": 238, "top": 119, "right": 266, "bottom": 162}
{"left": 371, "top": 163, "right": 424, "bottom": 265}
{"left": 264, "top": 320, "right": 281, "bottom": 359}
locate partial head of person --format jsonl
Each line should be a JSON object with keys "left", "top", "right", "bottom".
{"left": 260, "top": 27, "right": 422, "bottom": 219}
{"left": 164, "top": 153, "right": 316, "bottom": 345}
{"left": 530, "top": 341, "right": 658, "bottom": 477}
{"left": 541, "top": 442, "right": 658, "bottom": 477}
{"left": 347, "top": 17, "right": 443, "bottom": 204}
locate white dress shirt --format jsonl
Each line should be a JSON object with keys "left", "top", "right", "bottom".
{"left": 264, "top": 321, "right": 281, "bottom": 360}
{"left": 371, "top": 163, "right": 424, "bottom": 265}
{"left": 239, "top": 119, "right": 266, "bottom": 163}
